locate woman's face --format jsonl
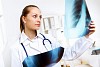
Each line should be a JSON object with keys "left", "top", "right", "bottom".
{"left": 23, "top": 7, "right": 42, "bottom": 31}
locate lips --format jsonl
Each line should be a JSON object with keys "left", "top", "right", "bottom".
{"left": 35, "top": 24, "right": 40, "bottom": 27}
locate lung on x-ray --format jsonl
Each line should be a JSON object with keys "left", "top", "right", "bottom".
{"left": 64, "top": 0, "right": 91, "bottom": 38}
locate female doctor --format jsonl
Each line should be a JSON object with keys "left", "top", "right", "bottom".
{"left": 11, "top": 5, "right": 95, "bottom": 67}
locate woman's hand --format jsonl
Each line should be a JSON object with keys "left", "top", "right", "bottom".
{"left": 85, "top": 21, "right": 95, "bottom": 38}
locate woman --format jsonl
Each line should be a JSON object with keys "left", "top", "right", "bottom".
{"left": 11, "top": 5, "right": 95, "bottom": 67}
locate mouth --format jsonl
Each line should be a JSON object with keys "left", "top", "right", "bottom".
{"left": 35, "top": 24, "right": 40, "bottom": 27}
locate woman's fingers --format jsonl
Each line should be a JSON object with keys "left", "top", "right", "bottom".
{"left": 88, "top": 21, "right": 95, "bottom": 35}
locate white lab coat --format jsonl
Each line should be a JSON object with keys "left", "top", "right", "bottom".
{"left": 11, "top": 31, "right": 94, "bottom": 67}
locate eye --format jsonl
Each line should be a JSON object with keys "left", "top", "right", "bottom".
{"left": 39, "top": 15, "right": 42, "bottom": 19}
{"left": 32, "top": 14, "right": 37, "bottom": 18}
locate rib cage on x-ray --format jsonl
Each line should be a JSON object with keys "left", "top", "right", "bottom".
{"left": 72, "top": 0, "right": 91, "bottom": 28}
{"left": 72, "top": 0, "right": 83, "bottom": 28}
{"left": 64, "top": 0, "right": 91, "bottom": 38}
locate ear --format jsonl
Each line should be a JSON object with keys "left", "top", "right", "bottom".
{"left": 22, "top": 16, "right": 26, "bottom": 23}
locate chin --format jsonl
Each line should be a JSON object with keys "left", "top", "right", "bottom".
{"left": 36, "top": 28, "right": 40, "bottom": 30}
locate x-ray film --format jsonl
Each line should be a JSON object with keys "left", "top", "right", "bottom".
{"left": 64, "top": 0, "right": 91, "bottom": 38}
{"left": 22, "top": 47, "right": 64, "bottom": 67}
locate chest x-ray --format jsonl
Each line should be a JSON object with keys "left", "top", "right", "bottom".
{"left": 64, "top": 0, "right": 91, "bottom": 39}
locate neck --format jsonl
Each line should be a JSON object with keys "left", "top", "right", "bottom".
{"left": 24, "top": 29, "right": 37, "bottom": 40}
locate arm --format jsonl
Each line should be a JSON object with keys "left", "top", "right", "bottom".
{"left": 62, "top": 36, "right": 94, "bottom": 60}
{"left": 62, "top": 21, "right": 95, "bottom": 60}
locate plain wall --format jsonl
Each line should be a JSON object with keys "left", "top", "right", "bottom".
{"left": 1, "top": 0, "right": 100, "bottom": 67}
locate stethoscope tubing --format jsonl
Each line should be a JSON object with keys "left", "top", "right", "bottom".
{"left": 20, "top": 33, "right": 52, "bottom": 57}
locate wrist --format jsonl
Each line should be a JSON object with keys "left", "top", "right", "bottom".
{"left": 85, "top": 34, "right": 89, "bottom": 38}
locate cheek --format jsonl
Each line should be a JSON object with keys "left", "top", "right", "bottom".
{"left": 26, "top": 22, "right": 35, "bottom": 28}
{"left": 25, "top": 20, "right": 34, "bottom": 28}
{"left": 26, "top": 18, "right": 35, "bottom": 25}
{"left": 25, "top": 18, "right": 38, "bottom": 29}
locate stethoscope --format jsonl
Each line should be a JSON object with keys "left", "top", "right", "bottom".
{"left": 20, "top": 33, "right": 52, "bottom": 57}
{"left": 21, "top": 33, "right": 64, "bottom": 67}
{"left": 40, "top": 33, "right": 52, "bottom": 45}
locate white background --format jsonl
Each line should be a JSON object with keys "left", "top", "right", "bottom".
{"left": 0, "top": 0, "right": 100, "bottom": 67}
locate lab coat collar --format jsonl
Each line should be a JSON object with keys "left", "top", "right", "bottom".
{"left": 19, "top": 31, "right": 44, "bottom": 46}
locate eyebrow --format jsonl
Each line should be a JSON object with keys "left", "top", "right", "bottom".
{"left": 32, "top": 13, "right": 42, "bottom": 15}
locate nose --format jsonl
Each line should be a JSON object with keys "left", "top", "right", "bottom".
{"left": 37, "top": 17, "right": 41, "bottom": 23}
